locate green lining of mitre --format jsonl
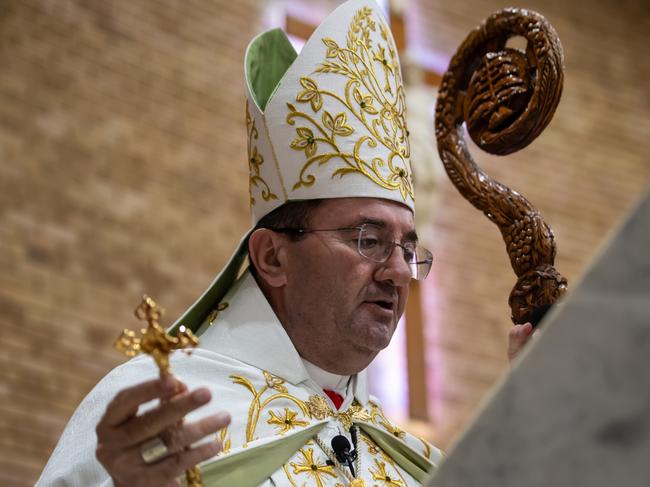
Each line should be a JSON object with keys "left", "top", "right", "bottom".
{"left": 168, "top": 231, "right": 250, "bottom": 336}
{"left": 246, "top": 28, "right": 297, "bottom": 111}
{"left": 167, "top": 30, "right": 296, "bottom": 337}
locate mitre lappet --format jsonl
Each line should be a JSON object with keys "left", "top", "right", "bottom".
{"left": 170, "top": 0, "right": 416, "bottom": 335}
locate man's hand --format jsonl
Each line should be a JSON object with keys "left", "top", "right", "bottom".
{"left": 95, "top": 375, "right": 230, "bottom": 487}
{"left": 507, "top": 322, "right": 535, "bottom": 362}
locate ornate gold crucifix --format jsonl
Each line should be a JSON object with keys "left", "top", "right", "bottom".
{"left": 115, "top": 295, "right": 203, "bottom": 487}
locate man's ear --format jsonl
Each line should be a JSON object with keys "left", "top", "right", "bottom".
{"left": 248, "top": 229, "right": 288, "bottom": 288}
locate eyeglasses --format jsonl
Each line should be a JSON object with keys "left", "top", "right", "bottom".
{"left": 271, "top": 223, "right": 433, "bottom": 281}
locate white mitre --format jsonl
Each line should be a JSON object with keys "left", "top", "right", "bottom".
{"left": 170, "top": 0, "right": 415, "bottom": 335}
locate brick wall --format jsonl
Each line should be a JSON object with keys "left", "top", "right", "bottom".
{"left": 1, "top": 0, "right": 649, "bottom": 484}
{"left": 0, "top": 1, "right": 258, "bottom": 483}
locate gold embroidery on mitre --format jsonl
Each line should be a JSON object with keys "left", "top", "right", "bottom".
{"left": 246, "top": 101, "right": 278, "bottom": 205}
{"left": 286, "top": 6, "right": 414, "bottom": 201}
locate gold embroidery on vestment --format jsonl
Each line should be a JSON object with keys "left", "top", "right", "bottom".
{"left": 231, "top": 372, "right": 310, "bottom": 442}
{"left": 267, "top": 407, "right": 310, "bottom": 435}
{"left": 360, "top": 434, "right": 380, "bottom": 455}
{"left": 282, "top": 464, "right": 300, "bottom": 487}
{"left": 263, "top": 370, "right": 289, "bottom": 393}
{"left": 306, "top": 394, "right": 331, "bottom": 420}
{"left": 305, "top": 396, "right": 371, "bottom": 429}
{"left": 290, "top": 447, "right": 337, "bottom": 487}
{"left": 216, "top": 425, "right": 231, "bottom": 455}
{"left": 207, "top": 302, "right": 228, "bottom": 326}
{"left": 359, "top": 430, "right": 409, "bottom": 486}
{"left": 370, "top": 458, "right": 404, "bottom": 486}
{"left": 418, "top": 435, "right": 432, "bottom": 460}
{"left": 368, "top": 401, "right": 405, "bottom": 439}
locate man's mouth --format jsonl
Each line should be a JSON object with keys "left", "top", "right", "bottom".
{"left": 366, "top": 299, "right": 394, "bottom": 311}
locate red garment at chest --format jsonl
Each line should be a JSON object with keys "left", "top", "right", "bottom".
{"left": 323, "top": 389, "right": 344, "bottom": 410}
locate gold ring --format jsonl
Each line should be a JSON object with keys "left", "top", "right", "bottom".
{"left": 140, "top": 436, "right": 169, "bottom": 464}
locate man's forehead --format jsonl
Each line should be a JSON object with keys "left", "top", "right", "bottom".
{"left": 315, "top": 197, "right": 415, "bottom": 230}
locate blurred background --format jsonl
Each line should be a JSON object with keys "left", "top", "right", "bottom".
{"left": 1, "top": 0, "right": 649, "bottom": 485}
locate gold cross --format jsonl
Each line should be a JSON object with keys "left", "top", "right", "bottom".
{"left": 115, "top": 295, "right": 199, "bottom": 375}
{"left": 115, "top": 295, "right": 203, "bottom": 487}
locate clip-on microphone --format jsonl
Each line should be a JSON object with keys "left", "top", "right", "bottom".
{"left": 331, "top": 434, "right": 357, "bottom": 478}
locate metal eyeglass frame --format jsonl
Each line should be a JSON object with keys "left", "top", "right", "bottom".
{"left": 270, "top": 223, "right": 433, "bottom": 281}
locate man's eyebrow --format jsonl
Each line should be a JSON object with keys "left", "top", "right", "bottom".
{"left": 356, "top": 217, "right": 386, "bottom": 227}
{"left": 404, "top": 229, "right": 419, "bottom": 242}
{"left": 356, "top": 217, "right": 419, "bottom": 242}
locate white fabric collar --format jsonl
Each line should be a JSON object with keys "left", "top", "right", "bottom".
{"left": 196, "top": 270, "right": 369, "bottom": 405}
{"left": 302, "top": 357, "right": 350, "bottom": 394}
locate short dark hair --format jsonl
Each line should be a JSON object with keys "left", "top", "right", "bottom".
{"left": 253, "top": 199, "right": 323, "bottom": 239}
{"left": 248, "top": 199, "right": 323, "bottom": 276}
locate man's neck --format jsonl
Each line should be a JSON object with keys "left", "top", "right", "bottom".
{"left": 301, "top": 357, "right": 350, "bottom": 393}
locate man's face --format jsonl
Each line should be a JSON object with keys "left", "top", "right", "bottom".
{"left": 281, "top": 197, "right": 415, "bottom": 373}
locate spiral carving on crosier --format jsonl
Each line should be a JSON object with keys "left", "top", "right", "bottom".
{"left": 434, "top": 8, "right": 567, "bottom": 325}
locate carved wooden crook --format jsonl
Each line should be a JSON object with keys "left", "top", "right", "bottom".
{"left": 434, "top": 8, "right": 567, "bottom": 325}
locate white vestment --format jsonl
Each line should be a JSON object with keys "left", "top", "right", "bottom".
{"left": 36, "top": 272, "right": 443, "bottom": 486}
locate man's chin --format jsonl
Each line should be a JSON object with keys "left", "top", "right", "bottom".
{"left": 353, "top": 320, "right": 396, "bottom": 353}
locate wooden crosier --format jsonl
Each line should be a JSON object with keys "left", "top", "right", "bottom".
{"left": 435, "top": 8, "right": 568, "bottom": 325}
{"left": 115, "top": 295, "right": 203, "bottom": 487}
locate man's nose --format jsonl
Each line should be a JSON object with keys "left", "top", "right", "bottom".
{"left": 375, "top": 244, "right": 412, "bottom": 286}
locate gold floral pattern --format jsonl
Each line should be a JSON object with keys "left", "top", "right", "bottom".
{"left": 263, "top": 370, "right": 289, "bottom": 393}
{"left": 231, "top": 372, "right": 309, "bottom": 442}
{"left": 286, "top": 6, "right": 414, "bottom": 201}
{"left": 359, "top": 429, "right": 409, "bottom": 486}
{"left": 368, "top": 401, "right": 405, "bottom": 439}
{"left": 419, "top": 436, "right": 432, "bottom": 460}
{"left": 353, "top": 87, "right": 379, "bottom": 115}
{"left": 369, "top": 459, "right": 403, "bottom": 486}
{"left": 306, "top": 394, "right": 331, "bottom": 420}
{"left": 296, "top": 77, "right": 323, "bottom": 112}
{"left": 206, "top": 302, "right": 229, "bottom": 327}
{"left": 216, "top": 425, "right": 231, "bottom": 456}
{"left": 360, "top": 434, "right": 380, "bottom": 455}
{"left": 290, "top": 127, "right": 318, "bottom": 158}
{"left": 267, "top": 407, "right": 310, "bottom": 434}
{"left": 246, "top": 102, "right": 278, "bottom": 205}
{"left": 290, "top": 447, "right": 337, "bottom": 487}
{"left": 323, "top": 111, "right": 354, "bottom": 137}
{"left": 305, "top": 395, "right": 371, "bottom": 429}
{"left": 225, "top": 369, "right": 433, "bottom": 484}
{"left": 339, "top": 401, "right": 372, "bottom": 429}
{"left": 378, "top": 418, "right": 405, "bottom": 439}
